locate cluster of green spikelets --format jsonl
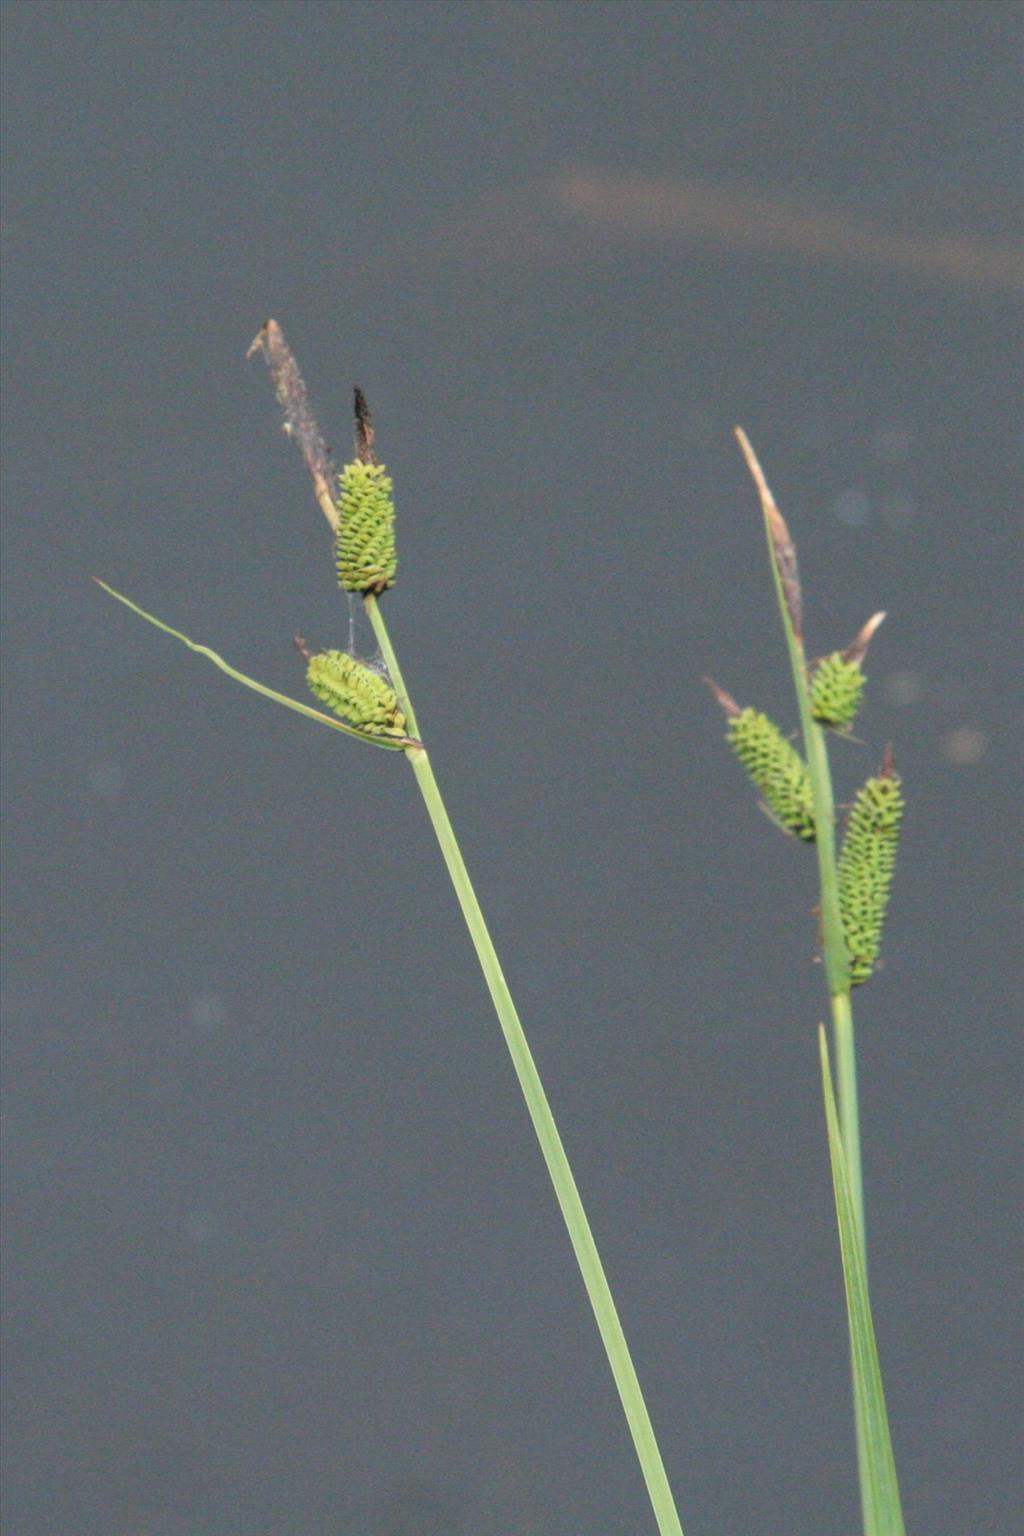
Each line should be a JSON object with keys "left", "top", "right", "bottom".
{"left": 713, "top": 640, "right": 902, "bottom": 986}
{"left": 303, "top": 397, "right": 402, "bottom": 743}
{"left": 726, "top": 707, "right": 817, "bottom": 842}
{"left": 335, "top": 459, "right": 397, "bottom": 594}
{"left": 837, "top": 764, "right": 904, "bottom": 985}
{"left": 305, "top": 647, "right": 408, "bottom": 744}
{"left": 809, "top": 649, "right": 867, "bottom": 730}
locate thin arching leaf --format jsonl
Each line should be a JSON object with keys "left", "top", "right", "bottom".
{"left": 95, "top": 581, "right": 417, "bottom": 751}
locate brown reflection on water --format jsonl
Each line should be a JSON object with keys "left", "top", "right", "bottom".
{"left": 427, "top": 164, "right": 1024, "bottom": 294}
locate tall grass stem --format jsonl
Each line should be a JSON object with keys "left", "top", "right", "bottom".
{"left": 735, "top": 428, "right": 896, "bottom": 1524}
{"left": 819, "top": 1029, "right": 906, "bottom": 1536}
{"left": 736, "top": 429, "right": 865, "bottom": 1248}
{"left": 365, "top": 594, "right": 685, "bottom": 1536}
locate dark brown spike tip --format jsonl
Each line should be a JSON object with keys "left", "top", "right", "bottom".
{"left": 293, "top": 634, "right": 314, "bottom": 661}
{"left": 353, "top": 386, "right": 377, "bottom": 464}
{"left": 734, "top": 426, "right": 803, "bottom": 642}
{"left": 843, "top": 610, "right": 887, "bottom": 666}
{"left": 703, "top": 676, "right": 742, "bottom": 718}
{"left": 880, "top": 742, "right": 896, "bottom": 778}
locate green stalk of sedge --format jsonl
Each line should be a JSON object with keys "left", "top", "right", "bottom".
{"left": 366, "top": 592, "right": 684, "bottom": 1536}
{"left": 819, "top": 1029, "right": 905, "bottom": 1536}
{"left": 734, "top": 429, "right": 863, "bottom": 1237}
{"left": 733, "top": 429, "right": 904, "bottom": 1533}
{"left": 317, "top": 367, "right": 684, "bottom": 1536}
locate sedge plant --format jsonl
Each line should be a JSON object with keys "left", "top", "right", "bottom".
{"left": 99, "top": 321, "right": 686, "bottom": 1535}
{"left": 708, "top": 431, "right": 906, "bottom": 1535}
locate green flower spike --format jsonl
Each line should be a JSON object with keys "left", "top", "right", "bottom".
{"left": 706, "top": 678, "right": 816, "bottom": 841}
{"left": 298, "top": 638, "right": 409, "bottom": 743}
{"left": 810, "top": 611, "right": 886, "bottom": 731}
{"left": 837, "top": 747, "right": 904, "bottom": 985}
{"left": 335, "top": 388, "right": 397, "bottom": 594}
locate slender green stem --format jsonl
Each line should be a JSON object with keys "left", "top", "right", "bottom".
{"left": 366, "top": 595, "right": 685, "bottom": 1536}
{"left": 796, "top": 709, "right": 865, "bottom": 1248}
{"left": 773, "top": 577, "right": 874, "bottom": 1519}
{"left": 741, "top": 443, "right": 865, "bottom": 1251}
{"left": 737, "top": 429, "right": 882, "bottom": 1519}
{"left": 801, "top": 719, "right": 848, "bottom": 998}
{"left": 364, "top": 594, "right": 421, "bottom": 739}
{"left": 829, "top": 990, "right": 864, "bottom": 1257}
{"left": 819, "top": 1030, "right": 905, "bottom": 1536}
{"left": 794, "top": 701, "right": 867, "bottom": 1253}
{"left": 786, "top": 654, "right": 872, "bottom": 1529}
{"left": 828, "top": 987, "right": 871, "bottom": 1523}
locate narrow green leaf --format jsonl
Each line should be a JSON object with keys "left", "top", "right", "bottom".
{"left": 94, "top": 580, "right": 415, "bottom": 750}
{"left": 818, "top": 1027, "right": 906, "bottom": 1536}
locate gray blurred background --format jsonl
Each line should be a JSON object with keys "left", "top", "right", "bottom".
{"left": 2, "top": 3, "right": 1021, "bottom": 1533}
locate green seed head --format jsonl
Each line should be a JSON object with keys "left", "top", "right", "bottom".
{"left": 837, "top": 764, "right": 904, "bottom": 985}
{"left": 335, "top": 460, "right": 397, "bottom": 594}
{"left": 306, "top": 648, "right": 407, "bottom": 741}
{"left": 727, "top": 707, "right": 816, "bottom": 841}
{"left": 810, "top": 651, "right": 867, "bottom": 730}
{"left": 810, "top": 612, "right": 885, "bottom": 730}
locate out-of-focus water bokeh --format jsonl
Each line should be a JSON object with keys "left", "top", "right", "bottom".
{"left": 2, "top": 4, "right": 1021, "bottom": 1532}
